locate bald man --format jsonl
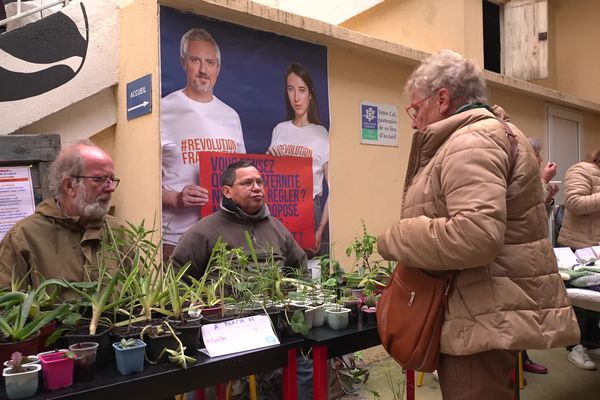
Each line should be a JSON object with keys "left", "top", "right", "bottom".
{"left": 0, "top": 140, "right": 123, "bottom": 291}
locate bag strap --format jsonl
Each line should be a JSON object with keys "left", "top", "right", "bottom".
{"left": 496, "top": 118, "right": 519, "bottom": 181}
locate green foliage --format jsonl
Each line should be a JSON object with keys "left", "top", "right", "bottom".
{"left": 0, "top": 282, "right": 71, "bottom": 342}
{"left": 345, "top": 220, "right": 393, "bottom": 291}
{"left": 119, "top": 338, "right": 140, "bottom": 348}
{"left": 289, "top": 309, "right": 309, "bottom": 335}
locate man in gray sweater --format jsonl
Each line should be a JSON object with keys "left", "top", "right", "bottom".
{"left": 171, "top": 160, "right": 307, "bottom": 278}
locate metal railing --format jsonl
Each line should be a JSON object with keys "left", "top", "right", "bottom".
{"left": 0, "top": 0, "right": 71, "bottom": 28}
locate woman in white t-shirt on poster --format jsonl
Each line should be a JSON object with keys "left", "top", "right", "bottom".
{"left": 268, "top": 63, "right": 330, "bottom": 256}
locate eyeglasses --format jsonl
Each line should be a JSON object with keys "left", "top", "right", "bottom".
{"left": 405, "top": 94, "right": 434, "bottom": 123}
{"left": 72, "top": 175, "right": 120, "bottom": 188}
{"left": 232, "top": 178, "right": 264, "bottom": 189}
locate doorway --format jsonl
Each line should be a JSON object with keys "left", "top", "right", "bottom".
{"left": 546, "top": 105, "right": 582, "bottom": 206}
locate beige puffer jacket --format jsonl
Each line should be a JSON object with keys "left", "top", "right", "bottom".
{"left": 557, "top": 161, "right": 600, "bottom": 249}
{"left": 378, "top": 106, "right": 579, "bottom": 356}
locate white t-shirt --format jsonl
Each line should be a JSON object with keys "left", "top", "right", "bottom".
{"left": 161, "top": 90, "right": 246, "bottom": 245}
{"left": 269, "top": 121, "right": 329, "bottom": 198}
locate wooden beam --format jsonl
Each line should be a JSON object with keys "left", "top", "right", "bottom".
{"left": 0, "top": 134, "right": 61, "bottom": 163}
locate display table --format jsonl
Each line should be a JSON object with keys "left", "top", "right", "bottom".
{"left": 566, "top": 287, "right": 600, "bottom": 312}
{"left": 302, "top": 322, "right": 415, "bottom": 400}
{"left": 6, "top": 337, "right": 302, "bottom": 400}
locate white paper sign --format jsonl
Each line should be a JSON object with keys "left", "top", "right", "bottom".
{"left": 201, "top": 315, "right": 279, "bottom": 358}
{"left": 0, "top": 166, "right": 35, "bottom": 240}
{"left": 360, "top": 101, "right": 398, "bottom": 147}
{"left": 575, "top": 247, "right": 597, "bottom": 264}
{"left": 554, "top": 247, "right": 579, "bottom": 269}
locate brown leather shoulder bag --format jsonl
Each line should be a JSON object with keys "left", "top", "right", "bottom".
{"left": 376, "top": 262, "right": 452, "bottom": 372}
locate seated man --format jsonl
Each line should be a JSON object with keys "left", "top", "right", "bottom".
{"left": 0, "top": 140, "right": 122, "bottom": 291}
{"left": 172, "top": 160, "right": 311, "bottom": 399}
{"left": 172, "top": 160, "right": 307, "bottom": 277}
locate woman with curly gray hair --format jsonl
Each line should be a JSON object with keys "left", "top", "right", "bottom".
{"left": 378, "top": 50, "right": 579, "bottom": 399}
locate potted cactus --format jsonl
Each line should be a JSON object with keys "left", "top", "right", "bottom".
{"left": 112, "top": 338, "right": 146, "bottom": 375}
{"left": 2, "top": 351, "right": 41, "bottom": 399}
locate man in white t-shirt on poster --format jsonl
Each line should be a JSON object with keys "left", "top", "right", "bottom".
{"left": 161, "top": 28, "right": 246, "bottom": 259}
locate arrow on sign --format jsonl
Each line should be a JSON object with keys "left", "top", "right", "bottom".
{"left": 127, "top": 101, "right": 149, "bottom": 112}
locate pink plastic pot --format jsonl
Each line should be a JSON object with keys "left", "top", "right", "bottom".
{"left": 39, "top": 352, "right": 75, "bottom": 390}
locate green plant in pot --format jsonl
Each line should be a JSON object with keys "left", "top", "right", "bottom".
{"left": 324, "top": 300, "right": 351, "bottom": 330}
{"left": 345, "top": 220, "right": 393, "bottom": 293}
{"left": 0, "top": 284, "right": 71, "bottom": 362}
{"left": 140, "top": 321, "right": 195, "bottom": 369}
{"left": 154, "top": 262, "right": 203, "bottom": 357}
{"left": 2, "top": 351, "right": 42, "bottom": 399}
{"left": 112, "top": 338, "right": 146, "bottom": 375}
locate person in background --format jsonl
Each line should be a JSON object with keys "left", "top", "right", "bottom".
{"left": 517, "top": 136, "right": 562, "bottom": 375}
{"left": 528, "top": 137, "right": 559, "bottom": 213}
{"left": 0, "top": 140, "right": 122, "bottom": 293}
{"left": 268, "top": 62, "right": 329, "bottom": 256}
{"left": 378, "top": 49, "right": 579, "bottom": 399}
{"left": 557, "top": 148, "right": 600, "bottom": 370}
{"left": 161, "top": 28, "right": 246, "bottom": 260}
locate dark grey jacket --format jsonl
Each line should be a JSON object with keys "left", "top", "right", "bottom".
{"left": 172, "top": 199, "right": 307, "bottom": 279}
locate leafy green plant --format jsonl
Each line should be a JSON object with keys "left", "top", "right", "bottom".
{"left": 140, "top": 322, "right": 195, "bottom": 369}
{"left": 289, "top": 309, "right": 309, "bottom": 335}
{"left": 64, "top": 223, "right": 148, "bottom": 335}
{"left": 119, "top": 338, "right": 139, "bottom": 348}
{"left": 333, "top": 353, "right": 370, "bottom": 396}
{"left": 0, "top": 284, "right": 71, "bottom": 342}
{"left": 345, "top": 220, "right": 393, "bottom": 292}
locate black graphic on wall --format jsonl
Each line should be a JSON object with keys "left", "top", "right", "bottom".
{"left": 0, "top": 3, "right": 88, "bottom": 102}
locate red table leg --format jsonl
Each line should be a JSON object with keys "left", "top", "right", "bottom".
{"left": 195, "top": 388, "right": 205, "bottom": 400}
{"left": 312, "top": 345, "right": 328, "bottom": 400}
{"left": 283, "top": 347, "right": 298, "bottom": 400}
{"left": 406, "top": 369, "right": 415, "bottom": 400}
{"left": 216, "top": 383, "right": 227, "bottom": 400}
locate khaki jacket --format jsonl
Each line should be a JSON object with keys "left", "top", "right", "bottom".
{"left": 378, "top": 106, "right": 579, "bottom": 356}
{"left": 557, "top": 161, "right": 600, "bottom": 249}
{"left": 0, "top": 198, "right": 123, "bottom": 293}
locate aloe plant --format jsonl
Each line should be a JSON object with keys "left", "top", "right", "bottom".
{"left": 64, "top": 224, "right": 133, "bottom": 335}
{"left": 0, "top": 285, "right": 71, "bottom": 342}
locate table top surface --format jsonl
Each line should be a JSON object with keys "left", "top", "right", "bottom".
{"left": 6, "top": 337, "right": 303, "bottom": 400}
{"left": 3, "top": 323, "right": 382, "bottom": 399}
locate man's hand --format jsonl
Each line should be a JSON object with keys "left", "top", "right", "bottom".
{"left": 178, "top": 185, "right": 209, "bottom": 208}
{"left": 545, "top": 183, "right": 559, "bottom": 205}
{"left": 267, "top": 146, "right": 285, "bottom": 157}
{"left": 541, "top": 162, "right": 557, "bottom": 184}
{"left": 313, "top": 226, "right": 324, "bottom": 254}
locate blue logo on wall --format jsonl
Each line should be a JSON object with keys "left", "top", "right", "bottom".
{"left": 361, "top": 104, "right": 378, "bottom": 141}
{"left": 362, "top": 105, "right": 378, "bottom": 129}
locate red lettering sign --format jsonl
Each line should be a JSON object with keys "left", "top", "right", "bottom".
{"left": 199, "top": 152, "right": 315, "bottom": 249}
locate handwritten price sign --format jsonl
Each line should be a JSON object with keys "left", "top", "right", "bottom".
{"left": 199, "top": 152, "right": 315, "bottom": 249}
{"left": 200, "top": 315, "right": 280, "bottom": 357}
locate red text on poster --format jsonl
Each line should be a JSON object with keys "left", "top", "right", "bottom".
{"left": 199, "top": 152, "right": 315, "bottom": 249}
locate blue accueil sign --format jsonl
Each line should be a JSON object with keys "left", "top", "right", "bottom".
{"left": 126, "top": 74, "right": 152, "bottom": 120}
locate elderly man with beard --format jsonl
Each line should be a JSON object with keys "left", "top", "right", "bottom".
{"left": 0, "top": 140, "right": 122, "bottom": 292}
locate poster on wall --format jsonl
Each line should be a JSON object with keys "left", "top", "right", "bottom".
{"left": 159, "top": 6, "right": 330, "bottom": 253}
{"left": 0, "top": 166, "right": 35, "bottom": 240}
{"left": 199, "top": 152, "right": 314, "bottom": 248}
